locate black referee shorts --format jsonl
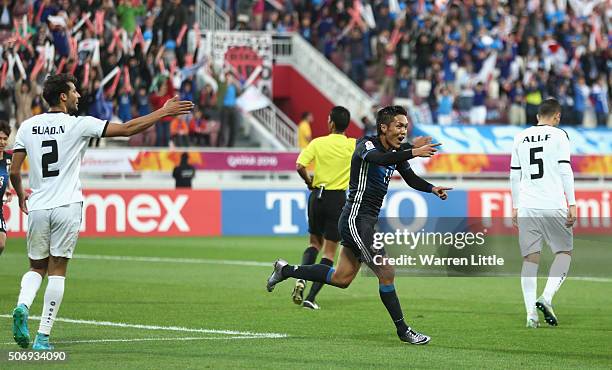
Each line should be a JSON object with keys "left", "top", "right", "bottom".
{"left": 307, "top": 189, "right": 346, "bottom": 242}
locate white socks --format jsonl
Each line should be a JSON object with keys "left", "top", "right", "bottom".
{"left": 17, "top": 271, "right": 43, "bottom": 309}
{"left": 38, "top": 276, "right": 65, "bottom": 336}
{"left": 542, "top": 254, "right": 571, "bottom": 304}
{"left": 521, "top": 261, "right": 539, "bottom": 319}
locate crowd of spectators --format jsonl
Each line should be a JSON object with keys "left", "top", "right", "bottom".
{"left": 0, "top": 0, "right": 237, "bottom": 147}
{"left": 228, "top": 0, "right": 610, "bottom": 126}
{"left": 0, "top": 0, "right": 610, "bottom": 152}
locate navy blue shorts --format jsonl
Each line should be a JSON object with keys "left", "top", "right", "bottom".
{"left": 338, "top": 208, "right": 383, "bottom": 263}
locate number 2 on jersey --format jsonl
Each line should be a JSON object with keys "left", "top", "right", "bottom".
{"left": 42, "top": 140, "right": 59, "bottom": 178}
{"left": 529, "top": 146, "right": 544, "bottom": 179}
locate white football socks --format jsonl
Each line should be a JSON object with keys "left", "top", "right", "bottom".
{"left": 17, "top": 271, "right": 43, "bottom": 309}
{"left": 521, "top": 261, "right": 539, "bottom": 319}
{"left": 38, "top": 276, "right": 65, "bottom": 336}
{"left": 542, "top": 253, "right": 571, "bottom": 304}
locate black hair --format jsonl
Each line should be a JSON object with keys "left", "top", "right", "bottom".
{"left": 0, "top": 120, "right": 10, "bottom": 137}
{"left": 180, "top": 152, "right": 189, "bottom": 164}
{"left": 301, "top": 111, "right": 311, "bottom": 120}
{"left": 538, "top": 98, "right": 561, "bottom": 118}
{"left": 376, "top": 106, "right": 407, "bottom": 135}
{"left": 329, "top": 106, "right": 350, "bottom": 133}
{"left": 42, "top": 73, "right": 77, "bottom": 107}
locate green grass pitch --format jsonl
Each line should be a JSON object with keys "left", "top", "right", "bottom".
{"left": 0, "top": 236, "right": 610, "bottom": 369}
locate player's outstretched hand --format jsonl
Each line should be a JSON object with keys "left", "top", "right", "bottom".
{"left": 163, "top": 95, "right": 195, "bottom": 116}
{"left": 432, "top": 186, "right": 452, "bottom": 200}
{"left": 412, "top": 136, "right": 432, "bottom": 148}
{"left": 566, "top": 205, "right": 577, "bottom": 228}
{"left": 18, "top": 193, "right": 29, "bottom": 215}
{"left": 413, "top": 143, "right": 441, "bottom": 157}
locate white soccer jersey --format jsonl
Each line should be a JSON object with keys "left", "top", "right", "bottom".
{"left": 510, "top": 125, "right": 573, "bottom": 210}
{"left": 13, "top": 112, "right": 108, "bottom": 211}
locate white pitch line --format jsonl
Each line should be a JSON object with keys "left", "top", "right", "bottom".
{"left": 8, "top": 253, "right": 610, "bottom": 283}
{"left": 568, "top": 276, "right": 612, "bottom": 283}
{"left": 1, "top": 336, "right": 267, "bottom": 345}
{"left": 492, "top": 273, "right": 612, "bottom": 283}
{"left": 0, "top": 315, "right": 288, "bottom": 339}
{"left": 74, "top": 254, "right": 271, "bottom": 267}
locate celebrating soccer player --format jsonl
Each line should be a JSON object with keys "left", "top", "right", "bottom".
{"left": 267, "top": 106, "right": 451, "bottom": 344}
{"left": 510, "top": 98, "right": 576, "bottom": 328}
{"left": 10, "top": 73, "right": 193, "bottom": 350}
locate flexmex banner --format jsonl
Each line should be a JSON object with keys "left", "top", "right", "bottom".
{"left": 3, "top": 190, "right": 221, "bottom": 237}
{"left": 2, "top": 189, "right": 609, "bottom": 237}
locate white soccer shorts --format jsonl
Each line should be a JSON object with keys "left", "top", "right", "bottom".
{"left": 27, "top": 202, "right": 83, "bottom": 260}
{"left": 517, "top": 208, "right": 573, "bottom": 257}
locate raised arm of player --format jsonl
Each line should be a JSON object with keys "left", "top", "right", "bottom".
{"left": 9, "top": 151, "right": 28, "bottom": 215}
{"left": 364, "top": 143, "right": 441, "bottom": 166}
{"left": 399, "top": 136, "right": 432, "bottom": 151}
{"left": 558, "top": 133, "right": 576, "bottom": 227}
{"left": 103, "top": 96, "right": 194, "bottom": 137}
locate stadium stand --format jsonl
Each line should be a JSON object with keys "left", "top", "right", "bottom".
{"left": 0, "top": 0, "right": 609, "bottom": 149}
{"left": 229, "top": 0, "right": 610, "bottom": 126}
{"left": 1, "top": 0, "right": 229, "bottom": 147}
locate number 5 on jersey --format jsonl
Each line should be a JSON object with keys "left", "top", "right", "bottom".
{"left": 529, "top": 146, "right": 544, "bottom": 180}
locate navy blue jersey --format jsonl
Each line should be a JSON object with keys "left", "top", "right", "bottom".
{"left": 0, "top": 152, "right": 11, "bottom": 201}
{"left": 345, "top": 136, "right": 412, "bottom": 217}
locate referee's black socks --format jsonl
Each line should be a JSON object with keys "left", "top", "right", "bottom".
{"left": 379, "top": 284, "right": 409, "bottom": 334}
{"left": 301, "top": 246, "right": 319, "bottom": 265}
{"left": 281, "top": 263, "right": 334, "bottom": 285}
{"left": 306, "top": 258, "right": 333, "bottom": 302}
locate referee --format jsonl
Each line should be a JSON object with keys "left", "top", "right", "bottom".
{"left": 293, "top": 106, "right": 354, "bottom": 309}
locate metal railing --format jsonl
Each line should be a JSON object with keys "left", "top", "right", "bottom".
{"left": 196, "top": 0, "right": 230, "bottom": 31}
{"left": 272, "top": 34, "right": 374, "bottom": 127}
{"left": 252, "top": 105, "right": 298, "bottom": 148}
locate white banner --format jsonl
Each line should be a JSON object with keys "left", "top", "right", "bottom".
{"left": 236, "top": 85, "right": 270, "bottom": 112}
{"left": 81, "top": 149, "right": 140, "bottom": 173}
{"left": 209, "top": 32, "right": 273, "bottom": 97}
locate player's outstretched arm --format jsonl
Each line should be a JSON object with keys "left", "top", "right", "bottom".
{"left": 397, "top": 164, "right": 451, "bottom": 199}
{"left": 399, "top": 136, "right": 432, "bottom": 151}
{"left": 431, "top": 186, "right": 452, "bottom": 200}
{"left": 103, "top": 96, "right": 194, "bottom": 137}
{"left": 365, "top": 143, "right": 440, "bottom": 166}
{"left": 9, "top": 151, "right": 28, "bottom": 215}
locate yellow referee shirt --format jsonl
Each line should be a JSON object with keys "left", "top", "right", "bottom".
{"left": 296, "top": 134, "right": 356, "bottom": 190}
